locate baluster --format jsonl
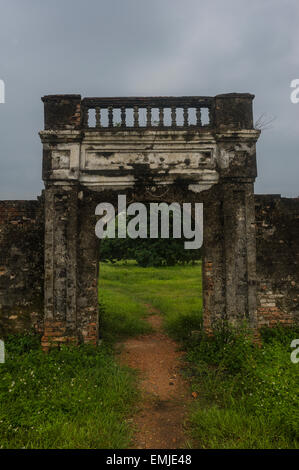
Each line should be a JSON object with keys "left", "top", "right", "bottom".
{"left": 121, "top": 106, "right": 126, "bottom": 128}
{"left": 183, "top": 106, "right": 188, "bottom": 127}
{"left": 147, "top": 106, "right": 152, "bottom": 127}
{"left": 95, "top": 107, "right": 101, "bottom": 128}
{"left": 159, "top": 107, "right": 164, "bottom": 127}
{"left": 134, "top": 106, "right": 139, "bottom": 127}
{"left": 171, "top": 107, "right": 176, "bottom": 128}
{"left": 196, "top": 107, "right": 202, "bottom": 127}
{"left": 108, "top": 106, "right": 113, "bottom": 127}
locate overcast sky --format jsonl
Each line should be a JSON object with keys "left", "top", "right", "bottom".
{"left": 0, "top": 0, "right": 298, "bottom": 199}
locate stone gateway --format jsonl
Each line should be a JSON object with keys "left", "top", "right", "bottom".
{"left": 0, "top": 93, "right": 298, "bottom": 347}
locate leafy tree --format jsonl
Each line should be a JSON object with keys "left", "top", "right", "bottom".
{"left": 100, "top": 205, "right": 201, "bottom": 267}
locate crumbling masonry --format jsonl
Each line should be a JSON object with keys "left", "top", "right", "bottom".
{"left": 0, "top": 93, "right": 298, "bottom": 347}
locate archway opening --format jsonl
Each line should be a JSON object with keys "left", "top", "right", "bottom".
{"left": 97, "top": 200, "right": 203, "bottom": 344}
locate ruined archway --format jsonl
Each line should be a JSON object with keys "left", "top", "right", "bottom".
{"left": 40, "top": 93, "right": 260, "bottom": 348}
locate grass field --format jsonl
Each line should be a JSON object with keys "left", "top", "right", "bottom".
{"left": 98, "top": 260, "right": 203, "bottom": 341}
{"left": 99, "top": 261, "right": 299, "bottom": 449}
{"left": 1, "top": 261, "right": 298, "bottom": 449}
{"left": 0, "top": 335, "right": 139, "bottom": 448}
{"left": 0, "top": 260, "right": 202, "bottom": 449}
{"left": 186, "top": 324, "right": 299, "bottom": 448}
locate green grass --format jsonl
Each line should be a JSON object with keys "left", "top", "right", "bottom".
{"left": 99, "top": 260, "right": 203, "bottom": 341}
{"left": 0, "top": 333, "right": 139, "bottom": 449}
{"left": 99, "top": 261, "right": 299, "bottom": 449}
{"left": 2, "top": 262, "right": 298, "bottom": 449}
{"left": 185, "top": 324, "right": 299, "bottom": 449}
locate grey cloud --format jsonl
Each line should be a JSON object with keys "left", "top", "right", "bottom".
{"left": 0, "top": 0, "right": 298, "bottom": 198}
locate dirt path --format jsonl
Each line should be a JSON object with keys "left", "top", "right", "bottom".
{"left": 117, "top": 305, "right": 192, "bottom": 449}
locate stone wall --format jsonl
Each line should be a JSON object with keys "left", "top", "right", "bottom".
{"left": 0, "top": 191, "right": 298, "bottom": 339}
{"left": 255, "top": 195, "right": 299, "bottom": 327}
{"left": 0, "top": 197, "right": 44, "bottom": 336}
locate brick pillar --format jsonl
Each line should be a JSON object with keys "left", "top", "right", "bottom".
{"left": 41, "top": 184, "right": 79, "bottom": 350}
{"left": 222, "top": 182, "right": 257, "bottom": 328}
{"left": 202, "top": 186, "right": 226, "bottom": 333}
{"left": 76, "top": 191, "right": 99, "bottom": 346}
{"left": 201, "top": 93, "right": 259, "bottom": 332}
